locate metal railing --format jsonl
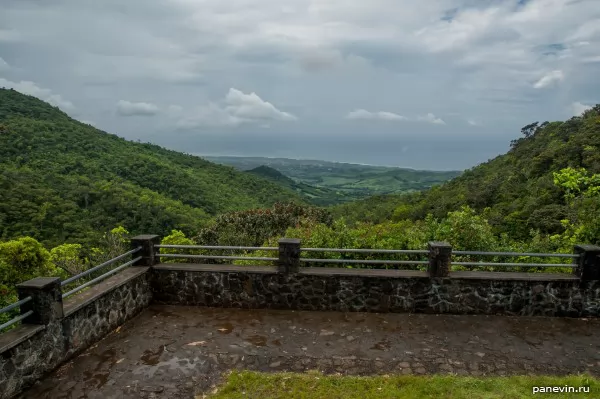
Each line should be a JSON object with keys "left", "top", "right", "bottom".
{"left": 0, "top": 247, "right": 143, "bottom": 332}
{"left": 0, "top": 296, "right": 33, "bottom": 331}
{"left": 451, "top": 251, "right": 579, "bottom": 269}
{"left": 155, "top": 244, "right": 429, "bottom": 267}
{"left": 154, "top": 243, "right": 581, "bottom": 270}
{"left": 155, "top": 244, "right": 278, "bottom": 262}
{"left": 61, "top": 247, "right": 142, "bottom": 299}
{"left": 156, "top": 245, "right": 278, "bottom": 251}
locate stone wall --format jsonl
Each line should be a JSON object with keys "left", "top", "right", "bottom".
{"left": 0, "top": 267, "right": 151, "bottom": 399}
{"left": 152, "top": 264, "right": 600, "bottom": 317}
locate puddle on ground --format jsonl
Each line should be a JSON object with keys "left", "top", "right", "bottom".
{"left": 81, "top": 348, "right": 118, "bottom": 389}
{"left": 141, "top": 345, "right": 165, "bottom": 365}
{"left": 371, "top": 340, "right": 392, "bottom": 351}
{"left": 245, "top": 335, "right": 267, "bottom": 347}
{"left": 217, "top": 322, "right": 234, "bottom": 334}
{"left": 84, "top": 370, "right": 110, "bottom": 389}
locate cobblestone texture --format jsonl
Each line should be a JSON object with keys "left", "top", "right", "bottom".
{"left": 152, "top": 267, "right": 600, "bottom": 317}
{"left": 20, "top": 305, "right": 600, "bottom": 399}
{"left": 0, "top": 268, "right": 151, "bottom": 399}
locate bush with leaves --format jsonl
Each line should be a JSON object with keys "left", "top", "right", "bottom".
{"left": 0, "top": 237, "right": 66, "bottom": 327}
{"left": 195, "top": 202, "right": 333, "bottom": 247}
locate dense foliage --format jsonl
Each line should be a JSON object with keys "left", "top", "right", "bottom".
{"left": 0, "top": 88, "right": 305, "bottom": 247}
{"left": 332, "top": 106, "right": 600, "bottom": 246}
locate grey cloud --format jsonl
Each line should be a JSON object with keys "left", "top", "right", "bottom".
{"left": 116, "top": 100, "right": 159, "bottom": 116}
{"left": 346, "top": 109, "right": 407, "bottom": 121}
{"left": 0, "top": 0, "right": 599, "bottom": 169}
{"left": 417, "top": 113, "right": 446, "bottom": 125}
{"left": 0, "top": 57, "right": 8, "bottom": 72}
{"left": 571, "top": 101, "right": 592, "bottom": 116}
{"left": 533, "top": 70, "right": 564, "bottom": 89}
{"left": 0, "top": 78, "right": 75, "bottom": 111}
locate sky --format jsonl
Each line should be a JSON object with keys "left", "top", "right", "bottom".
{"left": 0, "top": 0, "right": 599, "bottom": 171}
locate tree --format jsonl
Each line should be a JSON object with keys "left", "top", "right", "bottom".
{"left": 521, "top": 122, "right": 539, "bottom": 138}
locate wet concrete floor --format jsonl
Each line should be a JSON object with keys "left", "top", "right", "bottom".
{"left": 21, "top": 305, "right": 600, "bottom": 398}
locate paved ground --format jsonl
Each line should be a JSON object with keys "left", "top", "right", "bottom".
{"left": 21, "top": 305, "right": 600, "bottom": 399}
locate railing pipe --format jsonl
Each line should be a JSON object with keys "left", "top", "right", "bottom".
{"left": 301, "top": 248, "right": 428, "bottom": 254}
{"left": 452, "top": 262, "right": 577, "bottom": 268}
{"left": 299, "top": 258, "right": 429, "bottom": 265}
{"left": 158, "top": 254, "right": 278, "bottom": 261}
{"left": 155, "top": 245, "right": 278, "bottom": 251}
{"left": 61, "top": 247, "right": 141, "bottom": 286}
{"left": 0, "top": 310, "right": 34, "bottom": 331}
{"left": 0, "top": 296, "right": 32, "bottom": 315}
{"left": 453, "top": 251, "right": 579, "bottom": 258}
{"left": 62, "top": 256, "right": 142, "bottom": 299}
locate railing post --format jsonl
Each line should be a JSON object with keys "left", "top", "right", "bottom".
{"left": 131, "top": 235, "right": 160, "bottom": 266}
{"left": 428, "top": 241, "right": 452, "bottom": 278}
{"left": 574, "top": 245, "right": 600, "bottom": 280}
{"left": 278, "top": 238, "right": 301, "bottom": 274}
{"left": 16, "top": 277, "right": 63, "bottom": 325}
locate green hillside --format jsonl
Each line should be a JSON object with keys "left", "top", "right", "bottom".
{"left": 333, "top": 106, "right": 600, "bottom": 243}
{"left": 0, "top": 88, "right": 305, "bottom": 247}
{"left": 246, "top": 165, "right": 350, "bottom": 206}
{"left": 203, "top": 156, "right": 461, "bottom": 200}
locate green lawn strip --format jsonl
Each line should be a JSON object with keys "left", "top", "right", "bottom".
{"left": 203, "top": 371, "right": 598, "bottom": 399}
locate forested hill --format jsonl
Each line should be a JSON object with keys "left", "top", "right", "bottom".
{"left": 246, "top": 165, "right": 350, "bottom": 206}
{"left": 0, "top": 88, "right": 305, "bottom": 247}
{"left": 334, "top": 105, "right": 600, "bottom": 242}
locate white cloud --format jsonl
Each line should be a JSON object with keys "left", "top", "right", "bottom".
{"left": 177, "top": 88, "right": 297, "bottom": 128}
{"left": 418, "top": 113, "right": 446, "bottom": 125}
{"left": 533, "top": 70, "right": 564, "bottom": 89}
{"left": 571, "top": 102, "right": 592, "bottom": 116}
{"left": 0, "top": 78, "right": 75, "bottom": 111}
{"left": 346, "top": 109, "right": 406, "bottom": 121}
{"left": 224, "top": 88, "right": 297, "bottom": 121}
{"left": 116, "top": 100, "right": 159, "bottom": 116}
{"left": 0, "top": 57, "right": 8, "bottom": 72}
{"left": 467, "top": 119, "right": 478, "bottom": 126}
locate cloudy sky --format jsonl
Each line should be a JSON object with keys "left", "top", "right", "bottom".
{"left": 1, "top": 0, "right": 599, "bottom": 170}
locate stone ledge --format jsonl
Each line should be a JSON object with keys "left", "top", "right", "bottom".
{"left": 153, "top": 263, "right": 429, "bottom": 278}
{"left": 299, "top": 267, "right": 429, "bottom": 278}
{"left": 153, "top": 264, "right": 579, "bottom": 282}
{"left": 0, "top": 324, "right": 45, "bottom": 355}
{"left": 154, "top": 263, "right": 278, "bottom": 274}
{"left": 450, "top": 271, "right": 580, "bottom": 282}
{"left": 63, "top": 267, "right": 150, "bottom": 317}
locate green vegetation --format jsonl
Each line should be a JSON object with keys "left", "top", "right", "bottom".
{"left": 331, "top": 106, "right": 600, "bottom": 248}
{"left": 204, "top": 156, "right": 461, "bottom": 202}
{"left": 0, "top": 227, "right": 131, "bottom": 328}
{"left": 0, "top": 88, "right": 305, "bottom": 248}
{"left": 246, "top": 165, "right": 349, "bottom": 206}
{"left": 205, "top": 370, "right": 598, "bottom": 399}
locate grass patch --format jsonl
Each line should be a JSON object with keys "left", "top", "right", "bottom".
{"left": 202, "top": 370, "right": 599, "bottom": 399}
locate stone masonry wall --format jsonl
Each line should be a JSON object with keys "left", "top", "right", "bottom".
{"left": 0, "top": 267, "right": 151, "bottom": 399}
{"left": 152, "top": 265, "right": 600, "bottom": 317}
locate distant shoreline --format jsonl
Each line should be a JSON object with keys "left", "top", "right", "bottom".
{"left": 195, "top": 154, "right": 462, "bottom": 173}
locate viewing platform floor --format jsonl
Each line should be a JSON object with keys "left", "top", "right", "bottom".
{"left": 20, "top": 305, "right": 600, "bottom": 399}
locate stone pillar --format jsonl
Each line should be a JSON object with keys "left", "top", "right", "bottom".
{"left": 574, "top": 245, "right": 600, "bottom": 280}
{"left": 16, "top": 277, "right": 63, "bottom": 325}
{"left": 428, "top": 242, "right": 452, "bottom": 278}
{"left": 278, "top": 238, "right": 301, "bottom": 274}
{"left": 131, "top": 235, "right": 161, "bottom": 266}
